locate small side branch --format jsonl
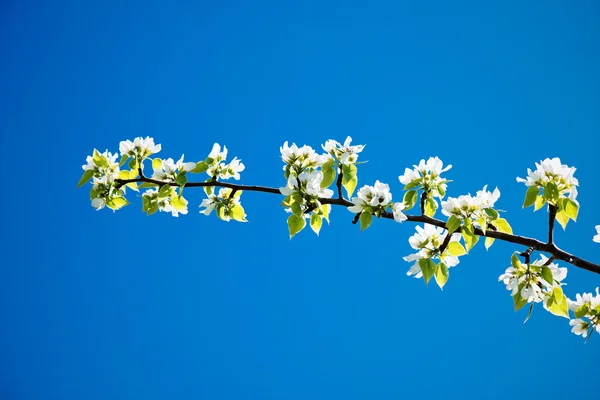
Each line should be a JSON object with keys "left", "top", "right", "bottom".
{"left": 336, "top": 168, "right": 344, "bottom": 200}
{"left": 420, "top": 192, "right": 426, "bottom": 215}
{"left": 548, "top": 204, "right": 557, "bottom": 245}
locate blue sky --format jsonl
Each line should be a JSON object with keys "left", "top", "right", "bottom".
{"left": 2, "top": 1, "right": 600, "bottom": 399}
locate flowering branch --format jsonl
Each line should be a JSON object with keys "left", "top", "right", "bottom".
{"left": 79, "top": 137, "right": 600, "bottom": 339}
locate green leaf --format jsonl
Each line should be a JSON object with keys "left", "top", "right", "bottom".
{"left": 360, "top": 212, "right": 372, "bottom": 231}
{"left": 555, "top": 210, "right": 569, "bottom": 230}
{"left": 418, "top": 259, "right": 435, "bottom": 285}
{"left": 106, "top": 196, "right": 129, "bottom": 210}
{"left": 403, "top": 180, "right": 421, "bottom": 191}
{"left": 343, "top": 176, "right": 358, "bottom": 197}
{"left": 495, "top": 218, "right": 512, "bottom": 234}
{"left": 321, "top": 166, "right": 336, "bottom": 188}
{"left": 574, "top": 304, "right": 589, "bottom": 319}
{"left": 158, "top": 184, "right": 172, "bottom": 198}
{"left": 310, "top": 213, "right": 322, "bottom": 235}
{"left": 171, "top": 195, "right": 187, "bottom": 211}
{"left": 534, "top": 195, "right": 546, "bottom": 211}
{"left": 139, "top": 182, "right": 157, "bottom": 189}
{"left": 541, "top": 266, "right": 554, "bottom": 285}
{"left": 128, "top": 158, "right": 137, "bottom": 169}
{"left": 483, "top": 208, "right": 499, "bottom": 220}
{"left": 485, "top": 237, "right": 495, "bottom": 250}
{"left": 523, "top": 186, "right": 539, "bottom": 208}
{"left": 564, "top": 199, "right": 579, "bottom": 221}
{"left": 147, "top": 202, "right": 159, "bottom": 215}
{"left": 231, "top": 205, "right": 247, "bottom": 222}
{"left": 321, "top": 204, "right": 330, "bottom": 223}
{"left": 403, "top": 190, "right": 418, "bottom": 211}
{"left": 92, "top": 149, "right": 108, "bottom": 168}
{"left": 511, "top": 253, "right": 522, "bottom": 269}
{"left": 342, "top": 164, "right": 357, "bottom": 183}
{"left": 77, "top": 169, "right": 94, "bottom": 188}
{"left": 477, "top": 216, "right": 488, "bottom": 235}
{"left": 424, "top": 197, "right": 437, "bottom": 217}
{"left": 544, "top": 182, "right": 559, "bottom": 203}
{"left": 434, "top": 262, "right": 449, "bottom": 289}
{"left": 513, "top": 292, "right": 527, "bottom": 311}
{"left": 216, "top": 204, "right": 227, "bottom": 220}
{"left": 461, "top": 223, "right": 478, "bottom": 251}
{"left": 204, "top": 157, "right": 215, "bottom": 165}
{"left": 287, "top": 214, "right": 306, "bottom": 239}
{"left": 190, "top": 161, "right": 208, "bottom": 174}
{"left": 446, "top": 215, "right": 461, "bottom": 234}
{"left": 119, "top": 155, "right": 129, "bottom": 166}
{"left": 128, "top": 169, "right": 138, "bottom": 179}
{"left": 152, "top": 158, "right": 163, "bottom": 171}
{"left": 175, "top": 172, "right": 188, "bottom": 187}
{"left": 291, "top": 202, "right": 303, "bottom": 216}
{"left": 446, "top": 241, "right": 467, "bottom": 257}
{"left": 545, "top": 287, "right": 570, "bottom": 319}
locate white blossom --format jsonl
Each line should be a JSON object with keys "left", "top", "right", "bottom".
{"left": 205, "top": 143, "right": 246, "bottom": 181}
{"left": 404, "top": 224, "right": 461, "bottom": 279}
{"left": 517, "top": 157, "right": 578, "bottom": 201}
{"left": 321, "top": 136, "right": 365, "bottom": 165}
{"left": 347, "top": 181, "right": 406, "bottom": 223}
{"left": 280, "top": 170, "right": 334, "bottom": 198}
{"left": 119, "top": 137, "right": 161, "bottom": 161}
{"left": 398, "top": 156, "right": 451, "bottom": 199}
{"left": 280, "top": 141, "right": 329, "bottom": 173}
{"left": 569, "top": 319, "right": 590, "bottom": 338}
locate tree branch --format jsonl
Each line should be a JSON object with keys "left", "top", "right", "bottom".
{"left": 336, "top": 167, "right": 344, "bottom": 200}
{"left": 115, "top": 176, "right": 600, "bottom": 275}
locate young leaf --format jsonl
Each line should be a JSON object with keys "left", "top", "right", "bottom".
{"left": 321, "top": 166, "right": 336, "bottom": 188}
{"left": 485, "top": 237, "right": 495, "bottom": 250}
{"left": 119, "top": 155, "right": 129, "bottom": 166}
{"left": 483, "top": 208, "right": 499, "bottom": 220}
{"left": 513, "top": 292, "right": 527, "bottom": 311}
{"left": 343, "top": 176, "right": 358, "bottom": 197}
{"left": 418, "top": 259, "right": 435, "bottom": 285}
{"left": 574, "top": 304, "right": 589, "bottom": 319}
{"left": 424, "top": 197, "right": 437, "bottom": 217}
{"left": 541, "top": 266, "right": 554, "bottom": 285}
{"left": 523, "top": 186, "right": 539, "bottom": 208}
{"left": 342, "top": 164, "right": 357, "bottom": 183}
{"left": 190, "top": 161, "right": 208, "bottom": 174}
{"left": 555, "top": 210, "right": 569, "bottom": 230}
{"left": 403, "top": 180, "right": 421, "bottom": 191}
{"left": 77, "top": 170, "right": 94, "bottom": 188}
{"left": 360, "top": 211, "right": 372, "bottom": 231}
{"left": 545, "top": 287, "right": 570, "bottom": 318}
{"left": 511, "top": 253, "right": 522, "bottom": 269}
{"left": 403, "top": 190, "right": 418, "bottom": 211}
{"left": 287, "top": 214, "right": 306, "bottom": 239}
{"left": 524, "top": 303, "right": 534, "bottom": 323}
{"left": 446, "top": 241, "right": 467, "bottom": 257}
{"left": 152, "top": 158, "right": 162, "bottom": 171}
{"left": 434, "top": 262, "right": 449, "bottom": 289}
{"left": 231, "top": 205, "right": 247, "bottom": 222}
{"left": 106, "top": 196, "right": 129, "bottom": 210}
{"left": 310, "top": 213, "right": 322, "bottom": 235}
{"left": 564, "top": 199, "right": 579, "bottom": 221}
{"left": 534, "top": 195, "right": 546, "bottom": 211}
{"left": 543, "top": 182, "right": 559, "bottom": 203}
{"left": 494, "top": 218, "right": 512, "bottom": 234}
{"left": 461, "top": 223, "right": 478, "bottom": 251}
{"left": 446, "top": 215, "right": 461, "bottom": 234}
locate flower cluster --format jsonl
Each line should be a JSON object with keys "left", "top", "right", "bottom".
{"left": 517, "top": 157, "right": 578, "bottom": 200}
{"left": 517, "top": 158, "right": 580, "bottom": 229}
{"left": 398, "top": 157, "right": 451, "bottom": 216}
{"left": 568, "top": 288, "right": 600, "bottom": 339}
{"left": 80, "top": 150, "right": 129, "bottom": 211}
{"left": 151, "top": 155, "right": 196, "bottom": 182}
{"left": 441, "top": 185, "right": 500, "bottom": 220}
{"left": 441, "top": 185, "right": 506, "bottom": 244}
{"left": 82, "top": 149, "right": 120, "bottom": 180}
{"left": 280, "top": 141, "right": 330, "bottom": 178}
{"left": 498, "top": 254, "right": 569, "bottom": 320}
{"left": 199, "top": 188, "right": 247, "bottom": 222}
{"left": 119, "top": 137, "right": 161, "bottom": 164}
{"left": 205, "top": 144, "right": 245, "bottom": 180}
{"left": 348, "top": 181, "right": 406, "bottom": 228}
{"left": 403, "top": 224, "right": 464, "bottom": 288}
{"left": 321, "top": 136, "right": 365, "bottom": 166}
{"left": 142, "top": 185, "right": 188, "bottom": 217}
